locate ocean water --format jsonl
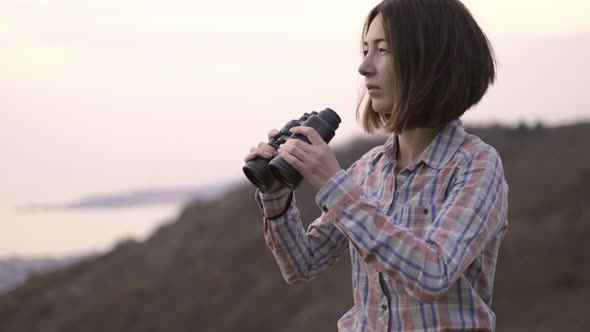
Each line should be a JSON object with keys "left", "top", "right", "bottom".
{"left": 0, "top": 201, "right": 181, "bottom": 259}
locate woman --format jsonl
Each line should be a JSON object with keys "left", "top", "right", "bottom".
{"left": 244, "top": 0, "right": 508, "bottom": 331}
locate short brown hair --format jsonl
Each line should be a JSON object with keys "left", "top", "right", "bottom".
{"left": 357, "top": 0, "right": 497, "bottom": 134}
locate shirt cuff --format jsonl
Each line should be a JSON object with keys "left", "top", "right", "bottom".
{"left": 255, "top": 187, "right": 293, "bottom": 219}
{"left": 315, "top": 169, "right": 362, "bottom": 214}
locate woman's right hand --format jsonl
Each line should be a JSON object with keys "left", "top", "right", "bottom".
{"left": 243, "top": 129, "right": 280, "bottom": 163}
{"left": 243, "top": 129, "right": 285, "bottom": 193}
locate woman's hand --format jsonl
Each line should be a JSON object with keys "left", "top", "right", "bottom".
{"left": 277, "top": 126, "right": 342, "bottom": 192}
{"left": 244, "top": 129, "right": 285, "bottom": 193}
{"left": 243, "top": 129, "right": 280, "bottom": 163}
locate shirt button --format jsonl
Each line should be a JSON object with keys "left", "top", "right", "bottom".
{"left": 381, "top": 304, "right": 387, "bottom": 311}
{"left": 423, "top": 208, "right": 429, "bottom": 215}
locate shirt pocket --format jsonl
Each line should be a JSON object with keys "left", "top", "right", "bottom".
{"left": 393, "top": 203, "right": 440, "bottom": 238}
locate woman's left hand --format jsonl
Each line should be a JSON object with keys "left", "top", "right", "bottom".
{"left": 277, "top": 126, "right": 342, "bottom": 192}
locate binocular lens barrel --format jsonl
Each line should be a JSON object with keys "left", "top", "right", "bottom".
{"left": 242, "top": 108, "right": 341, "bottom": 191}
{"left": 242, "top": 158, "right": 275, "bottom": 192}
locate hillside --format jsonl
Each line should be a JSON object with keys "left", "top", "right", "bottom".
{"left": 0, "top": 255, "right": 94, "bottom": 295}
{"left": 0, "top": 122, "right": 588, "bottom": 332}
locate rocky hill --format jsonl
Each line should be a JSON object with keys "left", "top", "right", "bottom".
{"left": 0, "top": 122, "right": 588, "bottom": 332}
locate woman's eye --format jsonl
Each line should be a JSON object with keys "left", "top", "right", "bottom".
{"left": 379, "top": 48, "right": 389, "bottom": 54}
{"left": 362, "top": 50, "right": 368, "bottom": 57}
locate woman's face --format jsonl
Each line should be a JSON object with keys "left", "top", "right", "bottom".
{"left": 358, "top": 14, "right": 395, "bottom": 114}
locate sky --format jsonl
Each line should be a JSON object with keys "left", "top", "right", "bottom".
{"left": 1, "top": 0, "right": 589, "bottom": 257}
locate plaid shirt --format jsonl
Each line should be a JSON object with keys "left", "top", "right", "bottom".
{"left": 256, "top": 119, "right": 509, "bottom": 332}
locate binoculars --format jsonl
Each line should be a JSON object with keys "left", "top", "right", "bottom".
{"left": 243, "top": 108, "right": 341, "bottom": 191}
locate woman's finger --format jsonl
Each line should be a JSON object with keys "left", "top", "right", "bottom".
{"left": 244, "top": 152, "right": 255, "bottom": 162}
{"left": 289, "top": 126, "right": 325, "bottom": 146}
{"left": 267, "top": 129, "right": 280, "bottom": 140}
{"left": 282, "top": 138, "right": 313, "bottom": 154}
{"left": 278, "top": 149, "right": 305, "bottom": 173}
{"left": 257, "top": 142, "right": 278, "bottom": 156}
{"left": 279, "top": 143, "right": 310, "bottom": 163}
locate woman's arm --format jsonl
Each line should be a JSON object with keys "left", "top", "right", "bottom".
{"left": 255, "top": 188, "right": 349, "bottom": 284}
{"left": 317, "top": 148, "right": 509, "bottom": 303}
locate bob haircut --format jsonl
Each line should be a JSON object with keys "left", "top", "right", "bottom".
{"left": 357, "top": 0, "right": 497, "bottom": 134}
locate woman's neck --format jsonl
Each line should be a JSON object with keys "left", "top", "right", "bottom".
{"left": 396, "top": 126, "right": 442, "bottom": 169}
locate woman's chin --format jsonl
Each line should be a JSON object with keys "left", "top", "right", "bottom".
{"left": 371, "top": 106, "right": 392, "bottom": 115}
{"left": 370, "top": 100, "right": 393, "bottom": 114}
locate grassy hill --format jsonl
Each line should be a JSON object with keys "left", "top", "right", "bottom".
{"left": 0, "top": 122, "right": 588, "bottom": 332}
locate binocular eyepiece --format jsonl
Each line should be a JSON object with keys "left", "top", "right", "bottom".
{"left": 243, "top": 108, "right": 341, "bottom": 191}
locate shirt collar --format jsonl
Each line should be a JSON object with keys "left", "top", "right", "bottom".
{"left": 383, "top": 119, "right": 467, "bottom": 170}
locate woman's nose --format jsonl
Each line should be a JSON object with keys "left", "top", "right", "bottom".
{"left": 358, "top": 57, "right": 375, "bottom": 77}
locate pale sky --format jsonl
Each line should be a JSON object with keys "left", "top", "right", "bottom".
{"left": 1, "top": 0, "right": 589, "bottom": 256}
{"left": 1, "top": 0, "right": 589, "bottom": 197}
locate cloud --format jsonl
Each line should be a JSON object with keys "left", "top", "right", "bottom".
{"left": 13, "top": 180, "right": 242, "bottom": 212}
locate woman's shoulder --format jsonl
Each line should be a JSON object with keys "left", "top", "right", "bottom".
{"left": 454, "top": 132, "right": 505, "bottom": 172}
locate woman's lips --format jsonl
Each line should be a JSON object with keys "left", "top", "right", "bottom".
{"left": 367, "top": 86, "right": 381, "bottom": 96}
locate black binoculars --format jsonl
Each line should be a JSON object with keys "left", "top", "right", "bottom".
{"left": 243, "top": 108, "right": 341, "bottom": 191}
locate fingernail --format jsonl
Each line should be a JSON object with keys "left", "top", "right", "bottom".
{"left": 263, "top": 152, "right": 272, "bottom": 158}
